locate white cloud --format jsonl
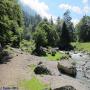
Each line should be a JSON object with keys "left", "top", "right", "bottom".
{"left": 72, "top": 19, "right": 79, "bottom": 26}
{"left": 59, "top": 4, "right": 71, "bottom": 10}
{"left": 59, "top": 3, "right": 90, "bottom": 14}
{"left": 82, "top": 0, "right": 90, "bottom": 14}
{"left": 82, "top": 0, "right": 88, "bottom": 4}
{"left": 59, "top": 4, "right": 82, "bottom": 14}
{"left": 83, "top": 6, "right": 90, "bottom": 14}
{"left": 72, "top": 6, "right": 82, "bottom": 14}
{"left": 19, "top": 0, "right": 53, "bottom": 19}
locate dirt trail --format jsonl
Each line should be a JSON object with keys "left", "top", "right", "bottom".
{"left": 0, "top": 53, "right": 33, "bottom": 87}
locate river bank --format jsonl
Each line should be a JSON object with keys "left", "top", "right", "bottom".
{"left": 0, "top": 48, "right": 90, "bottom": 90}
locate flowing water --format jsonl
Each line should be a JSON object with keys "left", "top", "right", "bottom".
{"left": 70, "top": 52, "right": 90, "bottom": 89}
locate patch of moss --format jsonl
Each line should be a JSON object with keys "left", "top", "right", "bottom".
{"left": 45, "top": 52, "right": 67, "bottom": 61}
{"left": 19, "top": 77, "right": 50, "bottom": 90}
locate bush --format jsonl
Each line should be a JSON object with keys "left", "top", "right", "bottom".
{"left": 20, "top": 40, "right": 35, "bottom": 53}
{"left": 34, "top": 28, "right": 48, "bottom": 48}
{"left": 0, "top": 51, "right": 8, "bottom": 60}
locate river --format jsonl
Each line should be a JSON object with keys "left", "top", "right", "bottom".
{"left": 69, "top": 52, "right": 90, "bottom": 89}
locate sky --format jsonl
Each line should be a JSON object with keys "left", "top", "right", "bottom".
{"left": 19, "top": 0, "right": 90, "bottom": 25}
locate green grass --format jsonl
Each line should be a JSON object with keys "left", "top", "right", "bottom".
{"left": 19, "top": 77, "right": 49, "bottom": 90}
{"left": 71, "top": 42, "right": 90, "bottom": 52}
{"left": 46, "top": 52, "right": 67, "bottom": 61}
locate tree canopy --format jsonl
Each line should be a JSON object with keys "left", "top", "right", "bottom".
{"left": 0, "top": 0, "right": 24, "bottom": 47}
{"left": 76, "top": 15, "right": 90, "bottom": 42}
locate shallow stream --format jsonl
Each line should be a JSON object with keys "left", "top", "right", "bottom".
{"left": 70, "top": 52, "right": 90, "bottom": 89}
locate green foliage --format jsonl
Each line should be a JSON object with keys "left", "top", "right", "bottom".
{"left": 19, "top": 77, "right": 49, "bottom": 90}
{"left": 46, "top": 52, "right": 67, "bottom": 61}
{"left": 20, "top": 40, "right": 35, "bottom": 53}
{"left": 34, "top": 19, "right": 59, "bottom": 49}
{"left": 0, "top": 0, "right": 24, "bottom": 47}
{"left": 61, "top": 22, "right": 71, "bottom": 44}
{"left": 34, "top": 28, "right": 48, "bottom": 48}
{"left": 21, "top": 4, "right": 42, "bottom": 40}
{"left": 76, "top": 15, "right": 90, "bottom": 42}
{"left": 59, "top": 22, "right": 71, "bottom": 50}
{"left": 64, "top": 10, "right": 75, "bottom": 42}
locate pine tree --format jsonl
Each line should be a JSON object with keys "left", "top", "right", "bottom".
{"left": 0, "top": 0, "right": 24, "bottom": 47}
{"left": 59, "top": 22, "right": 71, "bottom": 50}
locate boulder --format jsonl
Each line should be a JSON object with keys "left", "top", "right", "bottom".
{"left": 57, "top": 59, "right": 76, "bottom": 77}
{"left": 34, "top": 64, "right": 52, "bottom": 75}
{"left": 39, "top": 46, "right": 47, "bottom": 56}
{"left": 34, "top": 61, "right": 61, "bottom": 76}
{"left": 53, "top": 86, "right": 76, "bottom": 90}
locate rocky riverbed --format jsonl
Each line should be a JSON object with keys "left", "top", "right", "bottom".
{"left": 0, "top": 48, "right": 90, "bottom": 90}
{"left": 69, "top": 51, "right": 90, "bottom": 90}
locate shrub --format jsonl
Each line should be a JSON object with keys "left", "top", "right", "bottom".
{"left": 20, "top": 40, "right": 35, "bottom": 53}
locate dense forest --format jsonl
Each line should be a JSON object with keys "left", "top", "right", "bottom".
{"left": 0, "top": 0, "right": 90, "bottom": 55}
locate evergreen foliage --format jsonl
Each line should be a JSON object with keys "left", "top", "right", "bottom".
{"left": 0, "top": 0, "right": 24, "bottom": 47}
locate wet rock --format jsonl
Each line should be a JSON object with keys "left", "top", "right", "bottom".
{"left": 54, "top": 47, "right": 59, "bottom": 51}
{"left": 83, "top": 61, "right": 90, "bottom": 79}
{"left": 53, "top": 86, "right": 76, "bottom": 90}
{"left": 80, "top": 55, "right": 82, "bottom": 57}
{"left": 57, "top": 59, "right": 76, "bottom": 77}
{"left": 65, "top": 51, "right": 69, "bottom": 55}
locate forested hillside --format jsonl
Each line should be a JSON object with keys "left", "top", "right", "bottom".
{"left": 0, "top": 0, "right": 90, "bottom": 54}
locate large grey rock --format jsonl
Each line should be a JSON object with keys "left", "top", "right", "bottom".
{"left": 57, "top": 59, "right": 76, "bottom": 77}
{"left": 39, "top": 46, "right": 47, "bottom": 56}
{"left": 34, "top": 61, "right": 61, "bottom": 76}
{"left": 54, "top": 86, "right": 76, "bottom": 90}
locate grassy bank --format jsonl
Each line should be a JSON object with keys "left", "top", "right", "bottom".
{"left": 45, "top": 52, "right": 68, "bottom": 61}
{"left": 71, "top": 42, "right": 90, "bottom": 52}
{"left": 19, "top": 77, "right": 49, "bottom": 90}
